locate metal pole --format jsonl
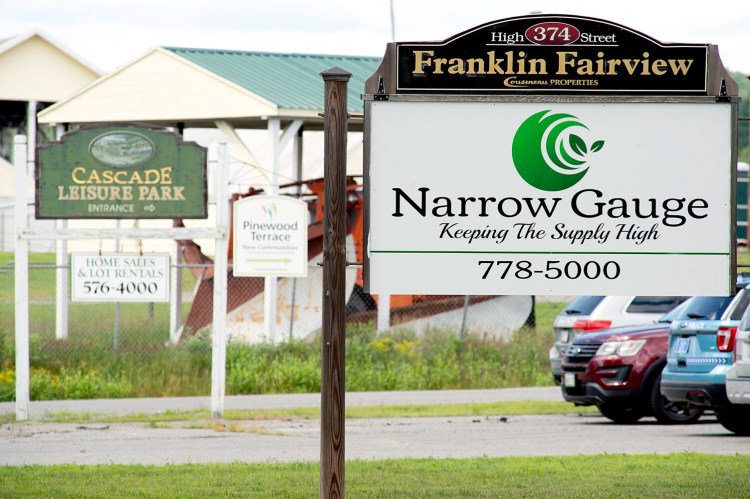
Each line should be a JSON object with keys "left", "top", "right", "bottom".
{"left": 294, "top": 125, "right": 304, "bottom": 195}
{"left": 14, "top": 135, "right": 30, "bottom": 421}
{"left": 54, "top": 125, "right": 69, "bottom": 341}
{"left": 264, "top": 118, "right": 281, "bottom": 344}
{"left": 290, "top": 125, "right": 303, "bottom": 343}
{"left": 169, "top": 240, "right": 183, "bottom": 344}
{"left": 26, "top": 101, "right": 36, "bottom": 176}
{"left": 458, "top": 295, "right": 470, "bottom": 357}
{"left": 377, "top": 294, "right": 390, "bottom": 333}
{"left": 114, "top": 303, "right": 120, "bottom": 351}
{"left": 389, "top": 0, "right": 396, "bottom": 42}
{"left": 55, "top": 218, "right": 69, "bottom": 340}
{"left": 289, "top": 277, "right": 297, "bottom": 342}
{"left": 211, "top": 139, "right": 230, "bottom": 418}
{"left": 320, "top": 67, "right": 350, "bottom": 499}
{"left": 114, "top": 220, "right": 121, "bottom": 351}
{"left": 459, "top": 295, "right": 470, "bottom": 341}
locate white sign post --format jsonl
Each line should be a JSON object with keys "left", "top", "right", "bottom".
{"left": 232, "top": 195, "right": 308, "bottom": 277}
{"left": 71, "top": 253, "right": 170, "bottom": 302}
{"left": 14, "top": 135, "right": 30, "bottom": 421}
{"left": 368, "top": 101, "right": 734, "bottom": 296}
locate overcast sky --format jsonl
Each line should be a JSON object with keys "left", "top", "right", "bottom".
{"left": 3, "top": 0, "right": 750, "bottom": 75}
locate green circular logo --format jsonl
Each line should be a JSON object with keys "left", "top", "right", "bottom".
{"left": 90, "top": 131, "right": 155, "bottom": 168}
{"left": 512, "top": 110, "right": 604, "bottom": 191}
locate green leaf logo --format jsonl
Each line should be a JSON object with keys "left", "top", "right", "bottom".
{"left": 570, "top": 134, "right": 586, "bottom": 155}
{"left": 512, "top": 110, "right": 605, "bottom": 191}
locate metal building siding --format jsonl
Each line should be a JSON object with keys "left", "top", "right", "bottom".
{"left": 164, "top": 48, "right": 380, "bottom": 112}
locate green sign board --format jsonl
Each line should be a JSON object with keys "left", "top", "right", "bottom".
{"left": 36, "top": 124, "right": 207, "bottom": 219}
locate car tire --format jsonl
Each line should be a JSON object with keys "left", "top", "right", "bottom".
{"left": 649, "top": 371, "right": 703, "bottom": 424}
{"left": 597, "top": 403, "right": 643, "bottom": 424}
{"left": 715, "top": 405, "right": 750, "bottom": 435}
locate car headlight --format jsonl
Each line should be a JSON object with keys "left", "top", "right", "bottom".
{"left": 559, "top": 330, "right": 570, "bottom": 343}
{"left": 595, "top": 339, "right": 647, "bottom": 357}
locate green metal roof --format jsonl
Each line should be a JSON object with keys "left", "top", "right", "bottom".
{"left": 164, "top": 47, "right": 381, "bottom": 113}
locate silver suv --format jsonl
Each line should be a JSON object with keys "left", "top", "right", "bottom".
{"left": 550, "top": 295, "right": 688, "bottom": 384}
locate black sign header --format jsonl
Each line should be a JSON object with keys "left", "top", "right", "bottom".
{"left": 396, "top": 15, "right": 708, "bottom": 94}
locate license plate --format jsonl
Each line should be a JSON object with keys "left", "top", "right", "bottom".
{"left": 559, "top": 329, "right": 570, "bottom": 343}
{"left": 564, "top": 373, "right": 576, "bottom": 387}
{"left": 674, "top": 337, "right": 690, "bottom": 354}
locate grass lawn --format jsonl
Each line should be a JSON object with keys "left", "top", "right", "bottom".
{"left": 0, "top": 454, "right": 748, "bottom": 497}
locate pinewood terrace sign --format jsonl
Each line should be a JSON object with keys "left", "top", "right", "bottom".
{"left": 36, "top": 124, "right": 207, "bottom": 219}
{"left": 397, "top": 15, "right": 708, "bottom": 94}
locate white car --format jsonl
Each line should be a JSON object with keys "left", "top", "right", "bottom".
{"left": 720, "top": 304, "right": 750, "bottom": 435}
{"left": 549, "top": 295, "right": 688, "bottom": 384}
{"left": 727, "top": 327, "right": 750, "bottom": 404}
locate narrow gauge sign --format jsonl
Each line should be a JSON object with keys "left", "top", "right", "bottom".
{"left": 71, "top": 253, "right": 170, "bottom": 302}
{"left": 367, "top": 101, "right": 733, "bottom": 296}
{"left": 36, "top": 124, "right": 207, "bottom": 219}
{"left": 232, "top": 195, "right": 308, "bottom": 277}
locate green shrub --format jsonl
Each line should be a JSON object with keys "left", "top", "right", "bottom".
{"left": 1, "top": 367, "right": 132, "bottom": 401}
{"left": 29, "top": 368, "right": 63, "bottom": 400}
{"left": 58, "top": 368, "right": 132, "bottom": 399}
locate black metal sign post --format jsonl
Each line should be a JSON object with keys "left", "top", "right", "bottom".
{"left": 320, "top": 67, "right": 351, "bottom": 499}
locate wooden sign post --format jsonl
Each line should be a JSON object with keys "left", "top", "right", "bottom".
{"left": 320, "top": 67, "right": 351, "bottom": 498}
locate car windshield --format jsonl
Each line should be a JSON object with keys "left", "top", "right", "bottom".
{"left": 563, "top": 296, "right": 604, "bottom": 315}
{"left": 626, "top": 296, "right": 689, "bottom": 314}
{"left": 672, "top": 295, "right": 735, "bottom": 321}
{"left": 740, "top": 300, "right": 750, "bottom": 331}
{"left": 729, "top": 289, "right": 750, "bottom": 320}
{"left": 655, "top": 299, "right": 692, "bottom": 323}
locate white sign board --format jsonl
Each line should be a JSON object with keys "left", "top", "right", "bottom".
{"left": 368, "top": 101, "right": 733, "bottom": 296}
{"left": 71, "top": 253, "right": 170, "bottom": 302}
{"left": 233, "top": 195, "right": 308, "bottom": 277}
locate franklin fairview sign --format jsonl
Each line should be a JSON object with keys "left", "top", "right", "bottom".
{"left": 36, "top": 124, "right": 207, "bottom": 219}
{"left": 397, "top": 15, "right": 708, "bottom": 94}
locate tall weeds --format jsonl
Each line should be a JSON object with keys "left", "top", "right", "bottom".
{"left": 0, "top": 321, "right": 554, "bottom": 400}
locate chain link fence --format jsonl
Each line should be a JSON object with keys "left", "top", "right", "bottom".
{"left": 0, "top": 257, "right": 574, "bottom": 400}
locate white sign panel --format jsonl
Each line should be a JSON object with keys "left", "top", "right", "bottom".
{"left": 368, "top": 101, "right": 733, "bottom": 296}
{"left": 233, "top": 195, "right": 308, "bottom": 277}
{"left": 71, "top": 253, "right": 170, "bottom": 302}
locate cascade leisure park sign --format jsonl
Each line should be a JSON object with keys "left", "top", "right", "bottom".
{"left": 363, "top": 15, "right": 740, "bottom": 296}
{"left": 36, "top": 124, "right": 207, "bottom": 219}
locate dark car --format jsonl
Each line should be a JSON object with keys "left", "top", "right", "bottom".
{"left": 561, "top": 301, "right": 703, "bottom": 424}
{"left": 549, "top": 295, "right": 688, "bottom": 385}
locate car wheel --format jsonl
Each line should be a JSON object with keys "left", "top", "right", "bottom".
{"left": 597, "top": 403, "right": 643, "bottom": 424}
{"left": 649, "top": 371, "right": 703, "bottom": 424}
{"left": 715, "top": 405, "right": 750, "bottom": 435}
